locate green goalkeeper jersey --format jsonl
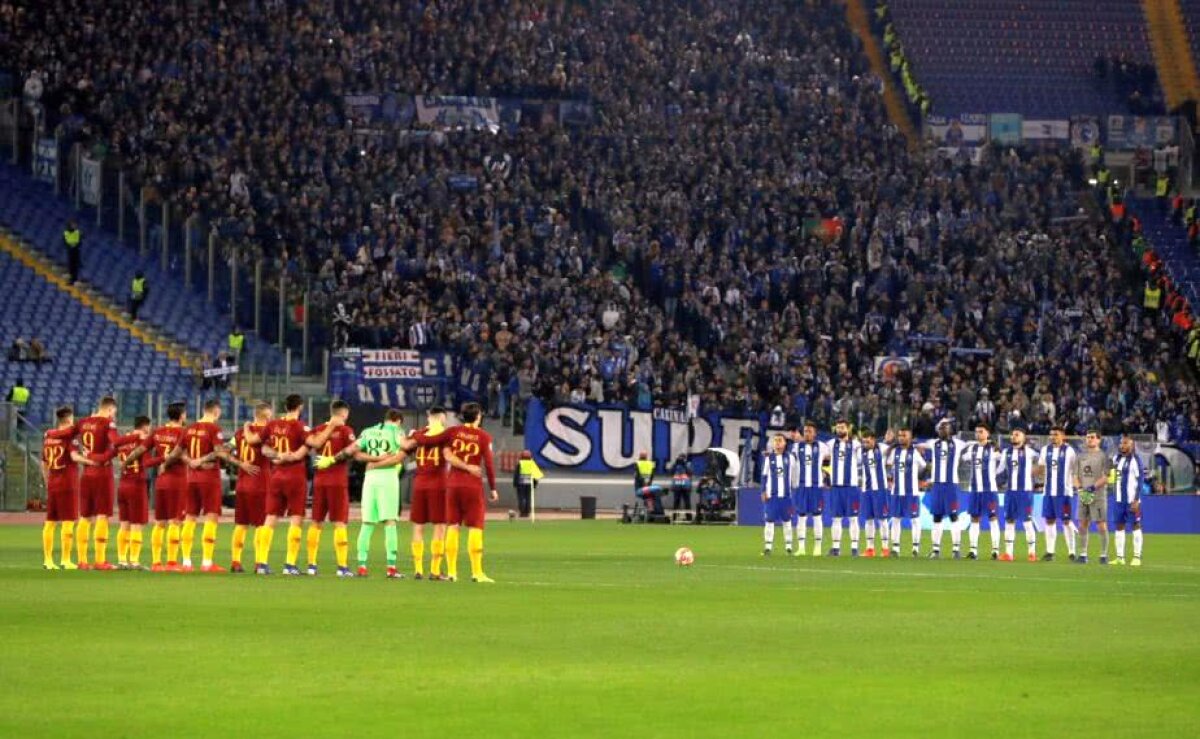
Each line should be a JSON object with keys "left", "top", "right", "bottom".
{"left": 358, "top": 422, "right": 405, "bottom": 480}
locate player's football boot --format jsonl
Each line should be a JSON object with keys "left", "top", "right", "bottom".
{"left": 61, "top": 560, "right": 78, "bottom": 570}
{"left": 1100, "top": 555, "right": 1109, "bottom": 565}
{"left": 850, "top": 548, "right": 859, "bottom": 558}
{"left": 967, "top": 551, "right": 979, "bottom": 560}
{"left": 151, "top": 563, "right": 167, "bottom": 572}
{"left": 911, "top": 548, "right": 920, "bottom": 558}
{"left": 1131, "top": 557, "right": 1142, "bottom": 567}
{"left": 828, "top": 548, "right": 840, "bottom": 557}
{"left": 128, "top": 563, "right": 147, "bottom": 571}
{"left": 1068, "top": 553, "right": 1076, "bottom": 561}
{"left": 1077, "top": 556, "right": 1088, "bottom": 565}
{"left": 889, "top": 548, "right": 900, "bottom": 558}
{"left": 761, "top": 548, "right": 771, "bottom": 557}
{"left": 794, "top": 547, "right": 806, "bottom": 557}
{"left": 43, "top": 562, "right": 60, "bottom": 570}
{"left": 863, "top": 547, "right": 875, "bottom": 558}
{"left": 115, "top": 562, "right": 129, "bottom": 570}
{"left": 413, "top": 572, "right": 424, "bottom": 580}
{"left": 472, "top": 574, "right": 495, "bottom": 584}
{"left": 446, "top": 575, "right": 457, "bottom": 582}
{"left": 1026, "top": 553, "right": 1037, "bottom": 562}
{"left": 230, "top": 562, "right": 245, "bottom": 574}
{"left": 255, "top": 564, "right": 272, "bottom": 575}
{"left": 999, "top": 553, "right": 1013, "bottom": 562}
{"left": 201, "top": 564, "right": 226, "bottom": 573}
{"left": 178, "top": 564, "right": 194, "bottom": 573}
{"left": 306, "top": 564, "right": 318, "bottom": 576}
{"left": 385, "top": 566, "right": 404, "bottom": 579}
{"left": 1041, "top": 553, "right": 1054, "bottom": 562}
{"left": 1113, "top": 557, "right": 1126, "bottom": 566}
{"left": 428, "top": 574, "right": 448, "bottom": 581}
{"left": 952, "top": 550, "right": 962, "bottom": 560}
{"left": 94, "top": 562, "right": 116, "bottom": 571}
{"left": 336, "top": 567, "right": 355, "bottom": 578}
{"left": 357, "top": 565, "right": 369, "bottom": 577}
{"left": 78, "top": 562, "right": 92, "bottom": 571}
{"left": 991, "top": 550, "right": 999, "bottom": 560}
{"left": 928, "top": 550, "right": 940, "bottom": 559}
{"left": 282, "top": 564, "right": 301, "bottom": 576}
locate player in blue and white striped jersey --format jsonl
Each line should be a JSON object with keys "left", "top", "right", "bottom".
{"left": 759, "top": 434, "right": 796, "bottom": 555}
{"left": 1111, "top": 435, "right": 1147, "bottom": 566}
{"left": 790, "top": 422, "right": 828, "bottom": 556}
{"left": 964, "top": 423, "right": 1003, "bottom": 560}
{"left": 998, "top": 427, "right": 1040, "bottom": 562}
{"left": 917, "top": 420, "right": 971, "bottom": 559}
{"left": 826, "top": 418, "right": 863, "bottom": 557}
{"left": 858, "top": 430, "right": 891, "bottom": 557}
{"left": 887, "top": 427, "right": 927, "bottom": 558}
{"left": 1036, "top": 425, "right": 1078, "bottom": 561}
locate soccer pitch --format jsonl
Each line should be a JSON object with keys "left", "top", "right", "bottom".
{"left": 2, "top": 522, "right": 1198, "bottom": 738}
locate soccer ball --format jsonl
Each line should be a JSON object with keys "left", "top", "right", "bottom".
{"left": 674, "top": 547, "right": 695, "bottom": 567}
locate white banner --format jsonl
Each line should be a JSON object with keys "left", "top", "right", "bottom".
{"left": 202, "top": 364, "right": 239, "bottom": 378}
{"left": 414, "top": 95, "right": 500, "bottom": 132}
{"left": 34, "top": 138, "right": 57, "bottom": 184}
{"left": 1021, "top": 120, "right": 1070, "bottom": 141}
{"left": 81, "top": 157, "right": 101, "bottom": 206}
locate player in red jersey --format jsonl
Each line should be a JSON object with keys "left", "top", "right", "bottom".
{"left": 180, "top": 398, "right": 233, "bottom": 573}
{"left": 443, "top": 402, "right": 498, "bottom": 583}
{"left": 112, "top": 416, "right": 157, "bottom": 569}
{"left": 76, "top": 396, "right": 120, "bottom": 570}
{"left": 409, "top": 406, "right": 453, "bottom": 580}
{"left": 41, "top": 406, "right": 93, "bottom": 569}
{"left": 228, "top": 402, "right": 271, "bottom": 573}
{"left": 148, "top": 402, "right": 188, "bottom": 572}
{"left": 305, "top": 400, "right": 356, "bottom": 577}
{"left": 256, "top": 394, "right": 311, "bottom": 575}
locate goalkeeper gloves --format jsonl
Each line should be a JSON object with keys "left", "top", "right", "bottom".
{"left": 315, "top": 456, "right": 336, "bottom": 471}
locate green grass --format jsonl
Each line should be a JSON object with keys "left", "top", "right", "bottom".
{"left": 1, "top": 522, "right": 1198, "bottom": 738}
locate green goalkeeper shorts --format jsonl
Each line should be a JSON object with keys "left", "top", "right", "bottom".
{"left": 361, "top": 475, "right": 400, "bottom": 524}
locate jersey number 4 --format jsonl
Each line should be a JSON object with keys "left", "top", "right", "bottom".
{"left": 416, "top": 446, "right": 441, "bottom": 467}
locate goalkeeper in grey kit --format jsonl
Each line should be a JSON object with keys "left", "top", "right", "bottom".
{"left": 1073, "top": 429, "right": 1112, "bottom": 565}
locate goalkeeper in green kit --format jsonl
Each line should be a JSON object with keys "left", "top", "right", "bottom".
{"left": 355, "top": 409, "right": 415, "bottom": 578}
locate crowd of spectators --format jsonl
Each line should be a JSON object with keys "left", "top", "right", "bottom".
{"left": 2, "top": 0, "right": 1198, "bottom": 440}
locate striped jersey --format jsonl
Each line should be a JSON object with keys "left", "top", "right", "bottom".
{"left": 827, "top": 438, "right": 862, "bottom": 487}
{"left": 1112, "top": 453, "right": 1144, "bottom": 503}
{"left": 1039, "top": 444, "right": 1077, "bottom": 497}
{"left": 927, "top": 437, "right": 970, "bottom": 485}
{"left": 964, "top": 442, "right": 1001, "bottom": 493}
{"left": 859, "top": 442, "right": 889, "bottom": 492}
{"left": 1000, "top": 446, "right": 1039, "bottom": 492}
{"left": 761, "top": 452, "right": 795, "bottom": 499}
{"left": 789, "top": 441, "right": 827, "bottom": 489}
{"left": 888, "top": 445, "right": 926, "bottom": 496}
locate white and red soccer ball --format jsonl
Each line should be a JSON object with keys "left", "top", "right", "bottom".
{"left": 674, "top": 547, "right": 695, "bottom": 567}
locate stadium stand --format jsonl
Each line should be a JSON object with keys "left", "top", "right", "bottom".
{"left": 0, "top": 0, "right": 1197, "bottom": 442}
{"left": 885, "top": 0, "right": 1157, "bottom": 116}
{"left": 0, "top": 247, "right": 193, "bottom": 424}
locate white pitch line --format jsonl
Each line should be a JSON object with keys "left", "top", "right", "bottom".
{"left": 699, "top": 563, "right": 1200, "bottom": 589}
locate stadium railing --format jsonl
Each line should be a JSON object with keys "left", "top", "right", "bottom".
{"left": 0, "top": 402, "right": 47, "bottom": 512}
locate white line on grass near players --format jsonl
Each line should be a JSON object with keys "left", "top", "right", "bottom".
{"left": 699, "top": 563, "right": 1200, "bottom": 589}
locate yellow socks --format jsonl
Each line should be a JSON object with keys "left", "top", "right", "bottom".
{"left": 201, "top": 520, "right": 218, "bottom": 565}
{"left": 412, "top": 539, "right": 426, "bottom": 576}
{"left": 42, "top": 522, "right": 55, "bottom": 565}
{"left": 306, "top": 526, "right": 321, "bottom": 566}
{"left": 467, "top": 527, "right": 485, "bottom": 578}
{"left": 60, "top": 521, "right": 75, "bottom": 565}
{"left": 117, "top": 528, "right": 130, "bottom": 564}
{"left": 445, "top": 527, "right": 460, "bottom": 580}
{"left": 151, "top": 524, "right": 165, "bottom": 565}
{"left": 286, "top": 524, "right": 303, "bottom": 566}
{"left": 166, "top": 522, "right": 181, "bottom": 563}
{"left": 76, "top": 518, "right": 91, "bottom": 564}
{"left": 94, "top": 518, "right": 109, "bottom": 564}
{"left": 431, "top": 539, "right": 445, "bottom": 576}
{"left": 180, "top": 520, "right": 196, "bottom": 563}
{"left": 255, "top": 525, "right": 274, "bottom": 565}
{"left": 231, "top": 525, "right": 247, "bottom": 566}
{"left": 334, "top": 527, "right": 349, "bottom": 568}
{"left": 129, "top": 530, "right": 143, "bottom": 565}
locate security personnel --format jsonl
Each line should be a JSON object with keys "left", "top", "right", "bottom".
{"left": 227, "top": 326, "right": 245, "bottom": 358}
{"left": 129, "top": 271, "right": 147, "bottom": 321}
{"left": 1186, "top": 201, "right": 1197, "bottom": 226}
{"left": 669, "top": 455, "right": 693, "bottom": 511}
{"left": 1089, "top": 144, "right": 1102, "bottom": 165}
{"left": 634, "top": 451, "right": 655, "bottom": 491}
{"left": 1155, "top": 173, "right": 1170, "bottom": 212}
{"left": 1143, "top": 280, "right": 1162, "bottom": 311}
{"left": 513, "top": 450, "right": 544, "bottom": 518}
{"left": 6, "top": 378, "right": 29, "bottom": 408}
{"left": 63, "top": 220, "right": 81, "bottom": 283}
{"left": 1096, "top": 166, "right": 1110, "bottom": 188}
